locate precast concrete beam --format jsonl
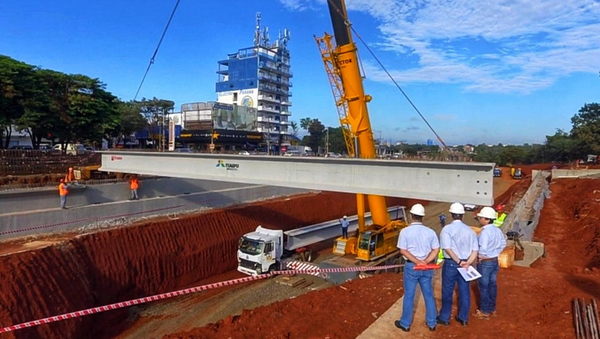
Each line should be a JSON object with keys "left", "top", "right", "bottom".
{"left": 100, "top": 152, "right": 494, "bottom": 205}
{"left": 284, "top": 206, "right": 406, "bottom": 250}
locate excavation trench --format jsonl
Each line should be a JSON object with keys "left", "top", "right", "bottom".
{"left": 0, "top": 192, "right": 416, "bottom": 339}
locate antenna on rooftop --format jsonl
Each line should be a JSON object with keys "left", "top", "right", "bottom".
{"left": 254, "top": 12, "right": 261, "bottom": 46}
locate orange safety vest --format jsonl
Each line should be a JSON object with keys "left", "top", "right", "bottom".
{"left": 58, "top": 183, "right": 68, "bottom": 196}
{"left": 130, "top": 178, "right": 139, "bottom": 190}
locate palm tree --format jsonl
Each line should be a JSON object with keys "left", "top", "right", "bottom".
{"left": 290, "top": 121, "right": 299, "bottom": 136}
{"left": 300, "top": 117, "right": 312, "bottom": 131}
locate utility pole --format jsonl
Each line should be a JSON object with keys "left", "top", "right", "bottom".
{"left": 325, "top": 128, "right": 330, "bottom": 155}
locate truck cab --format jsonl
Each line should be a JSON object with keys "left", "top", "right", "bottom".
{"left": 237, "top": 226, "right": 283, "bottom": 275}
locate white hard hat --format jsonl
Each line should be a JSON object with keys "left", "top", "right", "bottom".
{"left": 410, "top": 204, "right": 426, "bottom": 216}
{"left": 343, "top": 215, "right": 347, "bottom": 219}
{"left": 477, "top": 206, "right": 497, "bottom": 219}
{"left": 449, "top": 202, "right": 465, "bottom": 215}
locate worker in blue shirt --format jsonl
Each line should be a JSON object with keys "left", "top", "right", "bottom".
{"left": 339, "top": 215, "right": 349, "bottom": 239}
{"left": 474, "top": 206, "right": 507, "bottom": 319}
{"left": 395, "top": 204, "right": 440, "bottom": 332}
{"left": 437, "top": 203, "right": 479, "bottom": 327}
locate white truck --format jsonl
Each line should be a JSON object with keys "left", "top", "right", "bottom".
{"left": 237, "top": 206, "right": 406, "bottom": 276}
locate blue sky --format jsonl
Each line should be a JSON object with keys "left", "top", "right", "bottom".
{"left": 1, "top": 0, "right": 599, "bottom": 145}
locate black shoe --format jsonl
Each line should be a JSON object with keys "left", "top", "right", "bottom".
{"left": 61, "top": 207, "right": 67, "bottom": 210}
{"left": 429, "top": 326, "right": 436, "bottom": 331}
{"left": 455, "top": 316, "right": 468, "bottom": 326}
{"left": 436, "top": 317, "right": 450, "bottom": 326}
{"left": 394, "top": 320, "right": 410, "bottom": 332}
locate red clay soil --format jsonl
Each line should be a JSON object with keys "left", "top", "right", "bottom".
{"left": 0, "top": 192, "right": 412, "bottom": 339}
{"left": 163, "top": 273, "right": 404, "bottom": 339}
{"left": 166, "top": 177, "right": 600, "bottom": 339}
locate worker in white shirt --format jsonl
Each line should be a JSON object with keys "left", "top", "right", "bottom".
{"left": 395, "top": 204, "right": 440, "bottom": 332}
{"left": 474, "top": 206, "right": 507, "bottom": 320}
{"left": 437, "top": 202, "right": 478, "bottom": 327}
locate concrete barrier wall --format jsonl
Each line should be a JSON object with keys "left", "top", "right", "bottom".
{"left": 0, "top": 178, "right": 250, "bottom": 214}
{"left": 0, "top": 185, "right": 308, "bottom": 240}
{"left": 502, "top": 171, "right": 550, "bottom": 240}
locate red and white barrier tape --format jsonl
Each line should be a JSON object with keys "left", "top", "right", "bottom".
{"left": 0, "top": 205, "right": 185, "bottom": 236}
{"left": 0, "top": 273, "right": 272, "bottom": 333}
{"left": 0, "top": 263, "right": 404, "bottom": 333}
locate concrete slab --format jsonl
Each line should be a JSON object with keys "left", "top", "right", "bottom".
{"left": 513, "top": 241, "right": 545, "bottom": 267}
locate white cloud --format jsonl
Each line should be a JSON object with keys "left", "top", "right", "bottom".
{"left": 279, "top": 0, "right": 600, "bottom": 94}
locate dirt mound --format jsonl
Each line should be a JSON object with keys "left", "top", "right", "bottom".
{"left": 0, "top": 192, "right": 410, "bottom": 338}
{"left": 162, "top": 273, "right": 404, "bottom": 339}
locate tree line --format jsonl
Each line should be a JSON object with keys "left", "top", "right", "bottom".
{"left": 0, "top": 55, "right": 173, "bottom": 150}
{"left": 295, "top": 102, "right": 600, "bottom": 164}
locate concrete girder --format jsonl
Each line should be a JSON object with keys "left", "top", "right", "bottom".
{"left": 99, "top": 152, "right": 494, "bottom": 205}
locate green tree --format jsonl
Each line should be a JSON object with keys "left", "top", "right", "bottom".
{"left": 109, "top": 100, "right": 148, "bottom": 146}
{"left": 0, "top": 55, "right": 39, "bottom": 148}
{"left": 545, "top": 129, "right": 576, "bottom": 162}
{"left": 307, "top": 119, "right": 325, "bottom": 154}
{"left": 137, "top": 97, "right": 174, "bottom": 148}
{"left": 571, "top": 103, "right": 600, "bottom": 159}
{"left": 300, "top": 117, "right": 312, "bottom": 130}
{"left": 290, "top": 121, "right": 299, "bottom": 136}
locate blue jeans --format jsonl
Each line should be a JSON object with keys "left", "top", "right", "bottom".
{"left": 477, "top": 260, "right": 499, "bottom": 314}
{"left": 399, "top": 262, "right": 437, "bottom": 328}
{"left": 439, "top": 260, "right": 470, "bottom": 322}
{"left": 60, "top": 195, "right": 67, "bottom": 208}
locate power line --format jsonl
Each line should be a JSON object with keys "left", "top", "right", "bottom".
{"left": 133, "top": 0, "right": 181, "bottom": 101}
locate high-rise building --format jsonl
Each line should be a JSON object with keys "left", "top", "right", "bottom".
{"left": 215, "top": 13, "right": 292, "bottom": 153}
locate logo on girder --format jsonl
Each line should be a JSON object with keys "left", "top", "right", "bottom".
{"left": 216, "top": 160, "right": 239, "bottom": 171}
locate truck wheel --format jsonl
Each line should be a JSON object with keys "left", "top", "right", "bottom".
{"left": 268, "top": 264, "right": 276, "bottom": 273}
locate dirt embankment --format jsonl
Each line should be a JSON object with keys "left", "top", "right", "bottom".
{"left": 162, "top": 273, "right": 404, "bottom": 339}
{"left": 0, "top": 192, "right": 411, "bottom": 339}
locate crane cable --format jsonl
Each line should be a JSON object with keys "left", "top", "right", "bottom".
{"left": 133, "top": 0, "right": 181, "bottom": 101}
{"left": 325, "top": 0, "right": 449, "bottom": 151}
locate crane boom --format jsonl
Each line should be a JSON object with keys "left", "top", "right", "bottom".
{"left": 324, "top": 0, "right": 389, "bottom": 228}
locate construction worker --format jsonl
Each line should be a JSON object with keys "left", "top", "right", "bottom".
{"left": 437, "top": 202, "right": 478, "bottom": 327}
{"left": 510, "top": 167, "right": 515, "bottom": 177}
{"left": 474, "top": 206, "right": 507, "bottom": 320}
{"left": 65, "top": 167, "right": 76, "bottom": 183}
{"left": 439, "top": 213, "right": 446, "bottom": 228}
{"left": 494, "top": 205, "right": 507, "bottom": 228}
{"left": 339, "top": 215, "right": 349, "bottom": 239}
{"left": 58, "top": 178, "right": 69, "bottom": 209}
{"left": 129, "top": 175, "right": 140, "bottom": 200}
{"left": 395, "top": 204, "right": 439, "bottom": 332}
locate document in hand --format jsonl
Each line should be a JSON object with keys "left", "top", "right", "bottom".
{"left": 457, "top": 265, "right": 482, "bottom": 281}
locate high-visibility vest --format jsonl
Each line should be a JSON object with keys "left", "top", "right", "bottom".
{"left": 494, "top": 212, "right": 506, "bottom": 227}
{"left": 58, "top": 183, "right": 68, "bottom": 196}
{"left": 130, "top": 179, "right": 139, "bottom": 189}
{"left": 436, "top": 249, "right": 444, "bottom": 265}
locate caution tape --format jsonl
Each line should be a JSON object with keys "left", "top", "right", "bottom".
{"left": 275, "top": 263, "right": 404, "bottom": 275}
{"left": 0, "top": 263, "right": 404, "bottom": 333}
{"left": 0, "top": 205, "right": 185, "bottom": 236}
{"left": 0, "top": 273, "right": 273, "bottom": 333}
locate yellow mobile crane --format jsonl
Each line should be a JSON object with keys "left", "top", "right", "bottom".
{"left": 316, "top": 0, "right": 407, "bottom": 261}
